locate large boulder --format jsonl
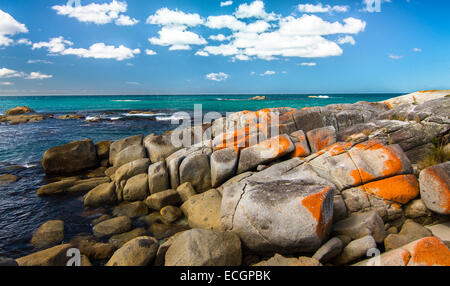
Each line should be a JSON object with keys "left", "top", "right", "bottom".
{"left": 147, "top": 161, "right": 169, "bottom": 194}
{"left": 16, "top": 244, "right": 73, "bottom": 266}
{"left": 106, "top": 236, "right": 158, "bottom": 266}
{"left": 165, "top": 229, "right": 242, "bottom": 266}
{"left": 419, "top": 162, "right": 450, "bottom": 215}
{"left": 181, "top": 189, "right": 222, "bottom": 230}
{"left": 237, "top": 135, "right": 295, "bottom": 174}
{"left": 84, "top": 182, "right": 117, "bottom": 208}
{"left": 210, "top": 148, "right": 238, "bottom": 188}
{"left": 179, "top": 153, "right": 212, "bottom": 192}
{"left": 113, "top": 145, "right": 147, "bottom": 168}
{"left": 221, "top": 159, "right": 335, "bottom": 254}
{"left": 123, "top": 173, "right": 149, "bottom": 202}
{"left": 30, "top": 220, "right": 64, "bottom": 249}
{"left": 109, "top": 135, "right": 143, "bottom": 165}
{"left": 93, "top": 216, "right": 132, "bottom": 238}
{"left": 114, "top": 159, "right": 151, "bottom": 201}
{"left": 5, "top": 106, "right": 34, "bottom": 115}
{"left": 144, "top": 134, "right": 181, "bottom": 164}
{"left": 42, "top": 139, "right": 98, "bottom": 175}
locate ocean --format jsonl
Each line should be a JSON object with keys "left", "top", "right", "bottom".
{"left": 0, "top": 93, "right": 399, "bottom": 258}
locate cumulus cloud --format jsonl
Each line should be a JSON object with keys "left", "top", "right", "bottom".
{"left": 209, "top": 34, "right": 231, "bottom": 41}
{"left": 0, "top": 9, "right": 28, "bottom": 46}
{"left": 298, "top": 3, "right": 349, "bottom": 13}
{"left": 234, "top": 1, "right": 279, "bottom": 21}
{"left": 16, "top": 38, "right": 32, "bottom": 45}
{"left": 149, "top": 26, "right": 207, "bottom": 50}
{"left": 260, "top": 70, "right": 276, "bottom": 76}
{"left": 195, "top": 50, "right": 209, "bottom": 56}
{"left": 61, "top": 43, "right": 141, "bottom": 60}
{"left": 33, "top": 37, "right": 140, "bottom": 61}
{"left": 33, "top": 37, "right": 74, "bottom": 54}
{"left": 0, "top": 67, "right": 52, "bottom": 80}
{"left": 26, "top": 72, "right": 53, "bottom": 80}
{"left": 337, "top": 35, "right": 356, "bottom": 45}
{"left": 145, "top": 49, "right": 157, "bottom": 55}
{"left": 206, "top": 72, "right": 229, "bottom": 81}
{"left": 205, "top": 15, "right": 246, "bottom": 31}
{"left": 52, "top": 0, "right": 138, "bottom": 26}
{"left": 147, "top": 8, "right": 204, "bottom": 27}
{"left": 221, "top": 1, "right": 233, "bottom": 7}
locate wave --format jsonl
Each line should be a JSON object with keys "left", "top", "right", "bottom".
{"left": 155, "top": 114, "right": 190, "bottom": 122}
{"left": 112, "top": 100, "right": 142, "bottom": 102}
{"left": 122, "top": 113, "right": 168, "bottom": 117}
{"left": 216, "top": 98, "right": 247, "bottom": 101}
{"left": 308, "top": 95, "right": 330, "bottom": 99}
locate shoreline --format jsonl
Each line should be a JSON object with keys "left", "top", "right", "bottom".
{"left": 1, "top": 90, "right": 449, "bottom": 266}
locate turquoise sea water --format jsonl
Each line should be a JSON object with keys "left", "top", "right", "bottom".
{"left": 0, "top": 93, "right": 399, "bottom": 259}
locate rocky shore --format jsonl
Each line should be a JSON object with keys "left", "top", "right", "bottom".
{"left": 1, "top": 91, "right": 450, "bottom": 267}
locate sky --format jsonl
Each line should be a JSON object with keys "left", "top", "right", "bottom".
{"left": 0, "top": 0, "right": 449, "bottom": 95}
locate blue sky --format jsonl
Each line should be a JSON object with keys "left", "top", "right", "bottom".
{"left": 0, "top": 0, "right": 449, "bottom": 95}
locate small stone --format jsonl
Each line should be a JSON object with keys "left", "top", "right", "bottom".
{"left": 384, "top": 234, "right": 411, "bottom": 251}
{"left": 333, "top": 235, "right": 377, "bottom": 265}
{"left": 137, "top": 212, "right": 164, "bottom": 226}
{"left": 176, "top": 182, "right": 197, "bottom": 202}
{"left": 160, "top": 206, "right": 183, "bottom": 224}
{"left": 405, "top": 199, "right": 430, "bottom": 219}
{"left": 92, "top": 214, "right": 111, "bottom": 225}
{"left": 312, "top": 237, "right": 344, "bottom": 264}
{"left": 145, "top": 189, "right": 181, "bottom": 210}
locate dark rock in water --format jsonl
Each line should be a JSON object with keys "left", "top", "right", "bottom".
{"left": 5, "top": 106, "right": 34, "bottom": 115}
{"left": 42, "top": 139, "right": 99, "bottom": 175}
{"left": 57, "top": 114, "right": 85, "bottom": 120}
{"left": 0, "top": 174, "right": 18, "bottom": 185}
{"left": 0, "top": 257, "right": 18, "bottom": 266}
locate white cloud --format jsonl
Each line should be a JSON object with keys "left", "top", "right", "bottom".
{"left": 195, "top": 50, "right": 209, "bottom": 56}
{"left": 206, "top": 72, "right": 229, "bottom": 81}
{"left": 221, "top": 1, "right": 233, "bottom": 7}
{"left": 0, "top": 81, "right": 14, "bottom": 86}
{"left": 0, "top": 67, "right": 52, "bottom": 80}
{"left": 16, "top": 38, "right": 32, "bottom": 45}
{"left": 62, "top": 43, "right": 140, "bottom": 60}
{"left": 26, "top": 72, "right": 53, "bottom": 80}
{"left": 145, "top": 49, "right": 157, "bottom": 55}
{"left": 52, "top": 0, "right": 137, "bottom": 26}
{"left": 0, "top": 9, "right": 28, "bottom": 46}
{"left": 298, "top": 3, "right": 349, "bottom": 13}
{"left": 205, "top": 15, "right": 246, "bottom": 31}
{"left": 260, "top": 70, "right": 276, "bottom": 76}
{"left": 388, "top": 54, "right": 403, "bottom": 60}
{"left": 149, "top": 26, "right": 207, "bottom": 50}
{"left": 337, "top": 35, "right": 356, "bottom": 45}
{"left": 298, "top": 62, "right": 317, "bottom": 66}
{"left": 115, "top": 15, "right": 139, "bottom": 26}
{"left": 33, "top": 37, "right": 74, "bottom": 53}
{"left": 209, "top": 34, "right": 231, "bottom": 41}
{"left": 278, "top": 15, "right": 366, "bottom": 36}
{"left": 235, "top": 1, "right": 279, "bottom": 21}
{"left": 33, "top": 37, "right": 140, "bottom": 61}
{"left": 147, "top": 8, "right": 203, "bottom": 27}
{"left": 0, "top": 68, "right": 24, "bottom": 78}
{"left": 169, "top": 45, "right": 191, "bottom": 51}
{"left": 413, "top": 48, "right": 422, "bottom": 52}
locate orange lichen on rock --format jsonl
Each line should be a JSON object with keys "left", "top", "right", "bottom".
{"left": 402, "top": 251, "right": 411, "bottom": 266}
{"left": 328, "top": 142, "right": 353, "bottom": 156}
{"left": 301, "top": 187, "right": 333, "bottom": 239}
{"left": 383, "top": 102, "right": 392, "bottom": 109}
{"left": 363, "top": 175, "right": 419, "bottom": 204}
{"left": 419, "top": 90, "right": 441, "bottom": 93}
{"left": 408, "top": 237, "right": 450, "bottom": 266}
{"left": 257, "top": 135, "right": 293, "bottom": 158}
{"left": 291, "top": 143, "right": 309, "bottom": 158}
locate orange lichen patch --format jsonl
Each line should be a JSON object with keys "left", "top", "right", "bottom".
{"left": 350, "top": 169, "right": 363, "bottom": 186}
{"left": 257, "top": 135, "right": 293, "bottom": 158}
{"left": 291, "top": 143, "right": 309, "bottom": 158}
{"left": 279, "top": 110, "right": 296, "bottom": 124}
{"left": 353, "top": 140, "right": 385, "bottom": 151}
{"left": 423, "top": 167, "right": 450, "bottom": 213}
{"left": 402, "top": 251, "right": 411, "bottom": 266}
{"left": 363, "top": 175, "right": 419, "bottom": 204}
{"left": 300, "top": 107, "right": 311, "bottom": 111}
{"left": 409, "top": 237, "right": 450, "bottom": 266}
{"left": 301, "top": 187, "right": 332, "bottom": 239}
{"left": 329, "top": 142, "right": 353, "bottom": 156}
{"left": 383, "top": 101, "right": 392, "bottom": 110}
{"left": 419, "top": 90, "right": 441, "bottom": 93}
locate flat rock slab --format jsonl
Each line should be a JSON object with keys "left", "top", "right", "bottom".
{"left": 426, "top": 222, "right": 450, "bottom": 242}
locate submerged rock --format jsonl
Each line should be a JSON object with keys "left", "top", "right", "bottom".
{"left": 30, "top": 220, "right": 64, "bottom": 249}
{"left": 0, "top": 174, "right": 18, "bottom": 185}
{"left": 5, "top": 106, "right": 34, "bottom": 115}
